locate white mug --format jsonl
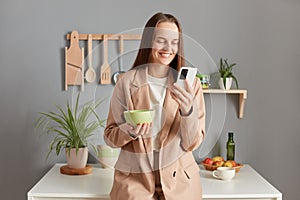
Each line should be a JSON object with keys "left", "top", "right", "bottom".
{"left": 212, "top": 167, "right": 235, "bottom": 181}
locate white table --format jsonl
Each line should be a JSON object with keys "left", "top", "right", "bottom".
{"left": 28, "top": 164, "right": 282, "bottom": 200}
{"left": 28, "top": 164, "right": 113, "bottom": 200}
{"left": 200, "top": 165, "right": 282, "bottom": 200}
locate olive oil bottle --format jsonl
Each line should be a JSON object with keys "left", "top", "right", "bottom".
{"left": 226, "top": 132, "right": 235, "bottom": 160}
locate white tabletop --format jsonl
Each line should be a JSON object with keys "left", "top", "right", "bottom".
{"left": 28, "top": 164, "right": 282, "bottom": 199}
{"left": 28, "top": 164, "right": 114, "bottom": 198}
{"left": 200, "top": 164, "right": 282, "bottom": 199}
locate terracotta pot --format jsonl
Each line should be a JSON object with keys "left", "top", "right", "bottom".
{"left": 219, "top": 77, "right": 233, "bottom": 90}
{"left": 66, "top": 147, "right": 88, "bottom": 169}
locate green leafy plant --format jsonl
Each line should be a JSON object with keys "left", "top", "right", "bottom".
{"left": 218, "top": 58, "right": 239, "bottom": 88}
{"left": 35, "top": 94, "right": 106, "bottom": 159}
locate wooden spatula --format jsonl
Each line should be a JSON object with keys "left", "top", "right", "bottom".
{"left": 100, "top": 34, "right": 111, "bottom": 84}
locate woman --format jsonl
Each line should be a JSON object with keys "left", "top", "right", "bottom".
{"left": 104, "top": 12, "right": 206, "bottom": 200}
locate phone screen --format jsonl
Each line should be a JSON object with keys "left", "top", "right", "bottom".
{"left": 179, "top": 69, "right": 188, "bottom": 79}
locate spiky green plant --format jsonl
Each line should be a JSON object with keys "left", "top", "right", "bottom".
{"left": 218, "top": 58, "right": 239, "bottom": 88}
{"left": 35, "top": 94, "right": 106, "bottom": 159}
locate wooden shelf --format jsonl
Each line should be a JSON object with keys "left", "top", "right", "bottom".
{"left": 203, "top": 89, "right": 247, "bottom": 119}
{"left": 66, "top": 33, "right": 142, "bottom": 41}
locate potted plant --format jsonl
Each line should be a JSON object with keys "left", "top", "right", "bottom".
{"left": 218, "top": 58, "right": 239, "bottom": 90}
{"left": 35, "top": 94, "right": 105, "bottom": 169}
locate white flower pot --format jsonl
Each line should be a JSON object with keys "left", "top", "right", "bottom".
{"left": 66, "top": 147, "right": 88, "bottom": 169}
{"left": 219, "top": 77, "right": 233, "bottom": 90}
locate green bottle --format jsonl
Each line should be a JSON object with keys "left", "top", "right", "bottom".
{"left": 226, "top": 132, "right": 235, "bottom": 160}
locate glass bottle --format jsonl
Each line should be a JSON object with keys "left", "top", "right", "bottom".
{"left": 226, "top": 132, "right": 235, "bottom": 160}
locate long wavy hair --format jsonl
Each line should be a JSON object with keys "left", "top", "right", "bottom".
{"left": 131, "top": 12, "right": 185, "bottom": 72}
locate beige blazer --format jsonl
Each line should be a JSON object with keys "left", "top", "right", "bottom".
{"left": 104, "top": 66, "right": 206, "bottom": 200}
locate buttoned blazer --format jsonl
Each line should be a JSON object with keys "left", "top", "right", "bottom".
{"left": 104, "top": 66, "right": 206, "bottom": 200}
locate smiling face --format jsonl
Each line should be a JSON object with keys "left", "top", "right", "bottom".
{"left": 149, "top": 22, "right": 179, "bottom": 66}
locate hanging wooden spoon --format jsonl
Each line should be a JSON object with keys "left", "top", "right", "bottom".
{"left": 85, "top": 34, "right": 96, "bottom": 83}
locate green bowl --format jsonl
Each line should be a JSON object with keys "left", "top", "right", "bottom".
{"left": 97, "top": 145, "right": 120, "bottom": 168}
{"left": 97, "top": 145, "right": 120, "bottom": 157}
{"left": 124, "top": 109, "right": 155, "bottom": 127}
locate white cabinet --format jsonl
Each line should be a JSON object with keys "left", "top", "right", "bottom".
{"left": 28, "top": 164, "right": 281, "bottom": 200}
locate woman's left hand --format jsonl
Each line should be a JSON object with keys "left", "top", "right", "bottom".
{"left": 170, "top": 79, "right": 196, "bottom": 116}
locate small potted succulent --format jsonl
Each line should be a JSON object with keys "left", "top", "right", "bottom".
{"left": 35, "top": 94, "right": 105, "bottom": 169}
{"left": 218, "top": 58, "right": 239, "bottom": 90}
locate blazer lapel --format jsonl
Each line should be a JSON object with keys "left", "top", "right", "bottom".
{"left": 159, "top": 70, "right": 179, "bottom": 146}
{"left": 130, "top": 66, "right": 150, "bottom": 110}
{"left": 129, "top": 66, "right": 154, "bottom": 168}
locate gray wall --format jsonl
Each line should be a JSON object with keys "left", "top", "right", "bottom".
{"left": 1, "top": 0, "right": 299, "bottom": 199}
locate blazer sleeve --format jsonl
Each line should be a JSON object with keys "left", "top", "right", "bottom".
{"left": 179, "top": 78, "right": 206, "bottom": 151}
{"left": 103, "top": 79, "right": 136, "bottom": 148}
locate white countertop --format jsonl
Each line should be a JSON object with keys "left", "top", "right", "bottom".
{"left": 28, "top": 164, "right": 114, "bottom": 199}
{"left": 199, "top": 164, "right": 282, "bottom": 199}
{"left": 28, "top": 163, "right": 282, "bottom": 200}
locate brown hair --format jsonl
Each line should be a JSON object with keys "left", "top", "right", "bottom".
{"left": 131, "top": 12, "right": 185, "bottom": 72}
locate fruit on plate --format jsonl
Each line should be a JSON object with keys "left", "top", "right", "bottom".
{"left": 224, "top": 160, "right": 234, "bottom": 167}
{"left": 228, "top": 160, "right": 237, "bottom": 167}
{"left": 203, "top": 157, "right": 214, "bottom": 165}
{"left": 201, "top": 156, "right": 243, "bottom": 172}
{"left": 212, "top": 156, "right": 224, "bottom": 162}
{"left": 214, "top": 160, "right": 224, "bottom": 167}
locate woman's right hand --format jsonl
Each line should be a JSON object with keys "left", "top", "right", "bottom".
{"left": 120, "top": 123, "right": 152, "bottom": 138}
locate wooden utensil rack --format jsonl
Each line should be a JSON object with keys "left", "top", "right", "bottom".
{"left": 64, "top": 31, "right": 142, "bottom": 91}
{"left": 66, "top": 34, "right": 142, "bottom": 41}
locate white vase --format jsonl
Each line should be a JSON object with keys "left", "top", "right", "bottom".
{"left": 66, "top": 147, "right": 88, "bottom": 169}
{"left": 219, "top": 77, "right": 233, "bottom": 90}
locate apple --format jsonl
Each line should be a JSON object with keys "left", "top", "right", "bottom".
{"left": 214, "top": 160, "right": 224, "bottom": 167}
{"left": 229, "top": 160, "right": 237, "bottom": 167}
{"left": 212, "top": 156, "right": 224, "bottom": 162}
{"left": 225, "top": 160, "right": 237, "bottom": 167}
{"left": 203, "top": 157, "right": 213, "bottom": 165}
{"left": 223, "top": 160, "right": 233, "bottom": 168}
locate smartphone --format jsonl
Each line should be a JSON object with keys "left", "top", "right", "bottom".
{"left": 176, "top": 67, "right": 198, "bottom": 90}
